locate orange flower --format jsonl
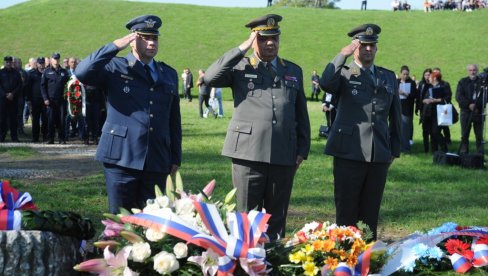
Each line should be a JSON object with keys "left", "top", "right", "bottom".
{"left": 445, "top": 239, "right": 474, "bottom": 260}
{"left": 324, "top": 256, "right": 339, "bottom": 271}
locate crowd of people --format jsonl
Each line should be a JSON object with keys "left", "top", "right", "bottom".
{"left": 0, "top": 54, "right": 106, "bottom": 144}
{"left": 423, "top": 0, "right": 486, "bottom": 11}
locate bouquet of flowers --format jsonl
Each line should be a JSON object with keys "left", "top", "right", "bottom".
{"left": 65, "top": 76, "right": 85, "bottom": 117}
{"left": 74, "top": 172, "right": 273, "bottom": 275}
{"left": 279, "top": 221, "right": 387, "bottom": 276}
{"left": 381, "top": 222, "right": 488, "bottom": 275}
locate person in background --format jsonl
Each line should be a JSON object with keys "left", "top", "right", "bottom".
{"left": 433, "top": 67, "right": 452, "bottom": 145}
{"left": 0, "top": 56, "right": 22, "bottom": 142}
{"left": 417, "top": 68, "right": 433, "bottom": 153}
{"left": 319, "top": 23, "right": 401, "bottom": 240}
{"left": 26, "top": 57, "right": 48, "bottom": 143}
{"left": 41, "top": 53, "right": 70, "bottom": 144}
{"left": 311, "top": 70, "right": 321, "bottom": 101}
{"left": 13, "top": 57, "right": 28, "bottom": 136}
{"left": 204, "top": 14, "right": 310, "bottom": 240}
{"left": 75, "top": 14, "right": 182, "bottom": 214}
{"left": 398, "top": 65, "right": 418, "bottom": 152}
{"left": 456, "top": 64, "right": 484, "bottom": 154}
{"left": 321, "top": 91, "right": 336, "bottom": 135}
{"left": 421, "top": 71, "right": 450, "bottom": 153}
{"left": 197, "top": 69, "right": 210, "bottom": 118}
{"left": 182, "top": 68, "right": 193, "bottom": 102}
{"left": 361, "top": 0, "right": 368, "bottom": 10}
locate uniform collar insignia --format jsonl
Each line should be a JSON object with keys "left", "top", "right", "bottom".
{"left": 351, "top": 67, "right": 360, "bottom": 76}
{"left": 145, "top": 19, "right": 156, "bottom": 28}
{"left": 279, "top": 57, "right": 286, "bottom": 67}
{"left": 250, "top": 56, "right": 257, "bottom": 68}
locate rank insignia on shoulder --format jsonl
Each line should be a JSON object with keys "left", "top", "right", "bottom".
{"left": 284, "top": 75, "right": 297, "bottom": 82}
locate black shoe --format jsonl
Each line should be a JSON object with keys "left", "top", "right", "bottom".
{"left": 47, "top": 140, "right": 54, "bottom": 144}
{"left": 11, "top": 138, "right": 20, "bottom": 142}
{"left": 32, "top": 139, "right": 39, "bottom": 143}
{"left": 84, "top": 139, "right": 89, "bottom": 145}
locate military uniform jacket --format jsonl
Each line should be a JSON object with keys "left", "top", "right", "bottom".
{"left": 75, "top": 42, "right": 182, "bottom": 173}
{"left": 40, "top": 66, "right": 69, "bottom": 101}
{"left": 0, "top": 68, "right": 21, "bottom": 99}
{"left": 204, "top": 47, "right": 311, "bottom": 166}
{"left": 26, "top": 69, "right": 44, "bottom": 103}
{"left": 320, "top": 53, "right": 401, "bottom": 163}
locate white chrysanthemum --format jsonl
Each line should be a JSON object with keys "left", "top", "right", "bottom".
{"left": 145, "top": 227, "right": 166, "bottom": 242}
{"left": 142, "top": 203, "right": 161, "bottom": 214}
{"left": 175, "top": 197, "right": 194, "bottom": 215}
{"left": 153, "top": 251, "right": 179, "bottom": 275}
{"left": 130, "top": 242, "right": 151, "bottom": 262}
{"left": 173, "top": 242, "right": 188, "bottom": 259}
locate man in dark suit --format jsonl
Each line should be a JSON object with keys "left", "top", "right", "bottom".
{"left": 41, "top": 53, "right": 70, "bottom": 144}
{"left": 0, "top": 56, "right": 22, "bottom": 142}
{"left": 26, "top": 57, "right": 48, "bottom": 142}
{"left": 204, "top": 14, "right": 311, "bottom": 239}
{"left": 320, "top": 24, "right": 401, "bottom": 240}
{"left": 75, "top": 15, "right": 182, "bottom": 214}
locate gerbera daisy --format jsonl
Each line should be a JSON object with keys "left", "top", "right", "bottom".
{"left": 445, "top": 239, "right": 474, "bottom": 260}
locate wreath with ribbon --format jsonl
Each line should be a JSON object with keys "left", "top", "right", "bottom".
{"left": 65, "top": 76, "right": 86, "bottom": 117}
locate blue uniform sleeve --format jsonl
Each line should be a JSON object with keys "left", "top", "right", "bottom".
{"left": 75, "top": 43, "right": 119, "bottom": 88}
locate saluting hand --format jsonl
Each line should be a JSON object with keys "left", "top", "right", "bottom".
{"left": 238, "top": 31, "right": 257, "bottom": 53}
{"left": 113, "top": 32, "right": 137, "bottom": 51}
{"left": 340, "top": 39, "right": 360, "bottom": 57}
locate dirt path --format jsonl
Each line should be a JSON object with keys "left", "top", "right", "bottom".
{"left": 0, "top": 141, "right": 103, "bottom": 182}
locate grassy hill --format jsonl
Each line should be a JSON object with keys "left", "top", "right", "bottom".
{"left": 1, "top": 0, "right": 487, "bottom": 239}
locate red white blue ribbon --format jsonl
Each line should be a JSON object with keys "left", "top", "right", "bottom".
{"left": 473, "top": 243, "right": 488, "bottom": 267}
{"left": 0, "top": 180, "right": 37, "bottom": 230}
{"left": 333, "top": 263, "right": 353, "bottom": 276}
{"left": 121, "top": 201, "right": 270, "bottom": 275}
{"left": 450, "top": 253, "right": 472, "bottom": 273}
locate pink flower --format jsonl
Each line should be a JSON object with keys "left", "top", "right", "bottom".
{"left": 102, "top": 219, "right": 124, "bottom": 237}
{"left": 102, "top": 246, "right": 138, "bottom": 276}
{"left": 188, "top": 248, "right": 219, "bottom": 276}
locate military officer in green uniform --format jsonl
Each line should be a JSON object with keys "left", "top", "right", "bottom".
{"left": 204, "top": 14, "right": 310, "bottom": 240}
{"left": 320, "top": 24, "right": 401, "bottom": 240}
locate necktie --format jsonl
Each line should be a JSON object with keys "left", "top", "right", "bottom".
{"left": 369, "top": 69, "right": 376, "bottom": 85}
{"left": 266, "top": 62, "right": 277, "bottom": 79}
{"left": 144, "top": 64, "right": 154, "bottom": 85}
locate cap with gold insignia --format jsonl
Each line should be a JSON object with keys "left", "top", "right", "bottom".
{"left": 126, "top": 15, "right": 162, "bottom": 36}
{"left": 347, "top": 23, "right": 381, "bottom": 44}
{"left": 245, "top": 14, "right": 282, "bottom": 36}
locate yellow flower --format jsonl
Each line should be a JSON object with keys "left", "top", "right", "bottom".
{"left": 303, "top": 244, "right": 314, "bottom": 255}
{"left": 289, "top": 251, "right": 306, "bottom": 264}
{"left": 302, "top": 261, "right": 319, "bottom": 276}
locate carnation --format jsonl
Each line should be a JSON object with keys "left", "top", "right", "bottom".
{"left": 173, "top": 242, "right": 188, "bottom": 259}
{"left": 130, "top": 242, "right": 151, "bottom": 262}
{"left": 153, "top": 251, "right": 179, "bottom": 275}
{"left": 175, "top": 197, "right": 194, "bottom": 215}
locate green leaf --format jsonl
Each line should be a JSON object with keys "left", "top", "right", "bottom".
{"left": 165, "top": 174, "right": 175, "bottom": 202}
{"left": 103, "top": 213, "right": 122, "bottom": 223}
{"left": 175, "top": 170, "right": 184, "bottom": 192}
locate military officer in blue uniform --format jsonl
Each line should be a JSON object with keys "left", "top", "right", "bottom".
{"left": 41, "top": 53, "right": 70, "bottom": 144}
{"left": 75, "top": 15, "right": 182, "bottom": 214}
{"left": 320, "top": 24, "right": 401, "bottom": 240}
{"left": 204, "top": 14, "right": 311, "bottom": 239}
{"left": 26, "top": 57, "right": 48, "bottom": 142}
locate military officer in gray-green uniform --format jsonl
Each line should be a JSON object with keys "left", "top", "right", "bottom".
{"left": 204, "top": 14, "right": 310, "bottom": 240}
{"left": 320, "top": 24, "right": 401, "bottom": 240}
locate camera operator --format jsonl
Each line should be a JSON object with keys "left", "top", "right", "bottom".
{"left": 456, "top": 64, "right": 485, "bottom": 154}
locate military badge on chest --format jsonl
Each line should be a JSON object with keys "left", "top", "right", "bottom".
{"left": 121, "top": 74, "right": 134, "bottom": 94}
{"left": 245, "top": 73, "right": 258, "bottom": 91}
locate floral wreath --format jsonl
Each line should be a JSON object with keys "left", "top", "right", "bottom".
{"left": 65, "top": 76, "right": 86, "bottom": 117}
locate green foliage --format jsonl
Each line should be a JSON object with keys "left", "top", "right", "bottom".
{"left": 0, "top": 146, "right": 36, "bottom": 158}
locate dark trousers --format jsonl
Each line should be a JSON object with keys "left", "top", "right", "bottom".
{"left": 184, "top": 88, "right": 192, "bottom": 101}
{"left": 459, "top": 110, "right": 483, "bottom": 154}
{"left": 422, "top": 116, "right": 447, "bottom": 153}
{"left": 0, "top": 97, "right": 18, "bottom": 141}
{"left": 198, "top": 94, "right": 210, "bottom": 117}
{"left": 333, "top": 157, "right": 390, "bottom": 240}
{"left": 232, "top": 158, "right": 295, "bottom": 240}
{"left": 103, "top": 163, "right": 168, "bottom": 214}
{"left": 85, "top": 102, "right": 102, "bottom": 141}
{"left": 46, "top": 99, "right": 65, "bottom": 142}
{"left": 31, "top": 100, "right": 47, "bottom": 141}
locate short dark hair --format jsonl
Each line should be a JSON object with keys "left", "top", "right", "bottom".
{"left": 400, "top": 65, "right": 409, "bottom": 72}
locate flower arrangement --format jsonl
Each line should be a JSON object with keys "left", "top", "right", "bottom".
{"left": 65, "top": 76, "right": 85, "bottom": 117}
{"left": 381, "top": 222, "right": 488, "bottom": 275}
{"left": 74, "top": 172, "right": 272, "bottom": 275}
{"left": 279, "top": 221, "right": 387, "bottom": 276}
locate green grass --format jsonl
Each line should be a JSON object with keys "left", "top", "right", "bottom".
{"left": 1, "top": 0, "right": 487, "bottom": 239}
{"left": 0, "top": 146, "right": 36, "bottom": 158}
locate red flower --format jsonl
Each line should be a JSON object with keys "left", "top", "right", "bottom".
{"left": 476, "top": 236, "right": 488, "bottom": 245}
{"left": 445, "top": 239, "right": 474, "bottom": 260}
{"left": 75, "top": 91, "right": 81, "bottom": 98}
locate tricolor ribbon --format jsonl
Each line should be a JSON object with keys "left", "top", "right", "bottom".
{"left": 0, "top": 180, "right": 37, "bottom": 230}
{"left": 448, "top": 241, "right": 488, "bottom": 273}
{"left": 450, "top": 253, "right": 472, "bottom": 273}
{"left": 333, "top": 263, "right": 353, "bottom": 276}
{"left": 473, "top": 243, "right": 488, "bottom": 267}
{"left": 121, "top": 201, "right": 270, "bottom": 275}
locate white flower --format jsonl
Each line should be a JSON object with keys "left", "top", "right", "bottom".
{"left": 180, "top": 213, "right": 198, "bottom": 227}
{"left": 130, "top": 242, "right": 151, "bottom": 262}
{"left": 155, "top": 195, "right": 170, "bottom": 208}
{"left": 142, "top": 203, "right": 161, "bottom": 214}
{"left": 175, "top": 197, "right": 194, "bottom": 215}
{"left": 173, "top": 242, "right": 188, "bottom": 259}
{"left": 145, "top": 227, "right": 166, "bottom": 242}
{"left": 153, "top": 251, "right": 179, "bottom": 275}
